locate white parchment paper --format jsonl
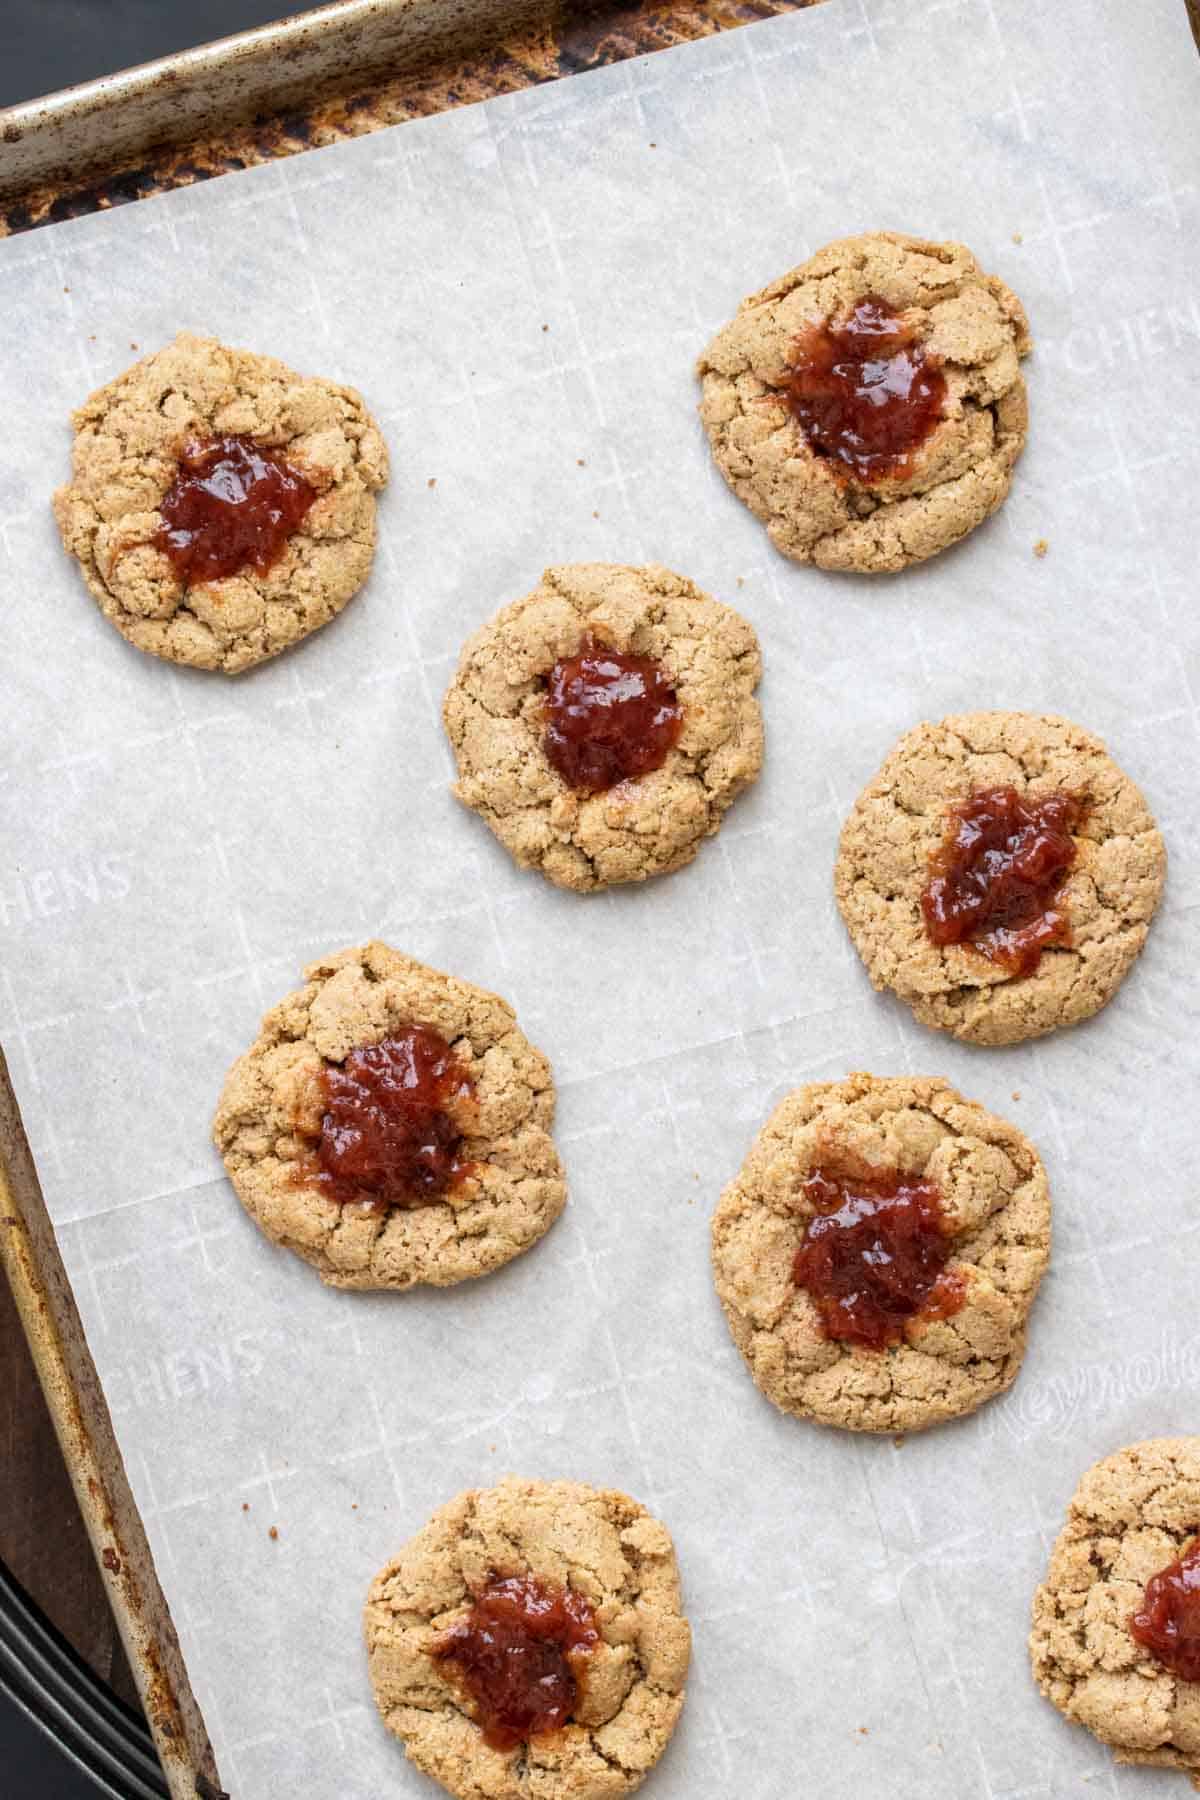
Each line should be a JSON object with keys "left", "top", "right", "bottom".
{"left": 2, "top": 0, "right": 1200, "bottom": 1792}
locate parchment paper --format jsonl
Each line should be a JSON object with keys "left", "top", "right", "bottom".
{"left": 2, "top": 0, "right": 1199, "bottom": 1792}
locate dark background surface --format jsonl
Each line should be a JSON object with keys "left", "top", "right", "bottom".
{"left": 0, "top": 0, "right": 326, "bottom": 110}
{"left": 6, "top": 1700, "right": 96, "bottom": 1800}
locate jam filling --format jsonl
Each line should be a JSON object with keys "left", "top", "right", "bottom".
{"left": 1131, "top": 1542, "right": 1200, "bottom": 1682}
{"left": 781, "top": 294, "right": 946, "bottom": 484}
{"left": 922, "top": 785, "right": 1085, "bottom": 977}
{"left": 154, "top": 434, "right": 316, "bottom": 584}
{"left": 302, "top": 1027, "right": 475, "bottom": 1209}
{"left": 430, "top": 1574, "right": 600, "bottom": 1751}
{"left": 792, "top": 1163, "right": 965, "bottom": 1351}
{"left": 543, "top": 635, "right": 683, "bottom": 794}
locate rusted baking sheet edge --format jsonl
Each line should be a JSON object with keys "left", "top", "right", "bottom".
{"left": 0, "top": 1051, "right": 223, "bottom": 1800}
{"left": 0, "top": 0, "right": 821, "bottom": 236}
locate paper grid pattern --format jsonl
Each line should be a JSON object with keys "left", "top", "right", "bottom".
{"left": 2, "top": 0, "right": 1199, "bottom": 1792}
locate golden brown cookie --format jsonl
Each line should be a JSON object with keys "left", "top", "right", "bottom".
{"left": 835, "top": 711, "right": 1166, "bottom": 1046}
{"left": 53, "top": 330, "right": 388, "bottom": 671}
{"left": 710, "top": 1073, "right": 1050, "bottom": 1434}
{"left": 442, "top": 562, "right": 763, "bottom": 893}
{"left": 365, "top": 1475, "right": 691, "bottom": 1800}
{"left": 697, "top": 231, "right": 1030, "bottom": 572}
{"left": 1031, "top": 1439, "right": 1200, "bottom": 1788}
{"left": 212, "top": 942, "right": 565, "bottom": 1289}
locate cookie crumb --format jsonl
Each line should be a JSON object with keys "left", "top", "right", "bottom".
{"left": 893, "top": 1435, "right": 906, "bottom": 1449}
{"left": 352, "top": 1503, "right": 358, "bottom": 1511}
{"left": 427, "top": 477, "right": 437, "bottom": 488}
{"left": 592, "top": 510, "right": 599, "bottom": 519}
{"left": 268, "top": 1526, "right": 279, "bottom": 1541}
{"left": 649, "top": 142, "right": 657, "bottom": 148}
{"left": 129, "top": 342, "right": 138, "bottom": 350}
{"left": 1012, "top": 1090, "right": 1021, "bottom": 1102}
{"left": 1012, "top": 231, "right": 1024, "bottom": 244}
{"left": 241, "top": 1502, "right": 250, "bottom": 1513}
{"left": 857, "top": 1726, "right": 870, "bottom": 1737}
{"left": 541, "top": 323, "right": 549, "bottom": 332}
{"left": 1033, "top": 538, "right": 1049, "bottom": 558}
{"left": 576, "top": 458, "right": 586, "bottom": 467}
{"left": 736, "top": 576, "right": 745, "bottom": 587}
{"left": 63, "top": 285, "right": 70, "bottom": 293}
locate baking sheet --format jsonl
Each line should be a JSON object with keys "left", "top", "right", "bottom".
{"left": 1, "top": 0, "right": 1198, "bottom": 1792}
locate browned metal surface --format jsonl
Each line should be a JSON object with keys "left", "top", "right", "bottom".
{"left": 0, "top": 1, "right": 820, "bottom": 236}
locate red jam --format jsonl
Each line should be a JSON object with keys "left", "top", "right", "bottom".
{"left": 922, "top": 786, "right": 1085, "bottom": 977}
{"left": 305, "top": 1027, "right": 474, "bottom": 1208}
{"left": 1131, "top": 1543, "right": 1200, "bottom": 1681}
{"left": 782, "top": 294, "right": 946, "bottom": 483}
{"left": 431, "top": 1574, "right": 600, "bottom": 1751}
{"left": 792, "top": 1164, "right": 964, "bottom": 1351}
{"left": 154, "top": 434, "right": 316, "bottom": 583}
{"left": 543, "top": 636, "right": 683, "bottom": 793}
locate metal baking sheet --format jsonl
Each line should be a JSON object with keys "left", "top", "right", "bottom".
{"left": 2, "top": 0, "right": 1199, "bottom": 1794}
{"left": 0, "top": 2, "right": 825, "bottom": 237}
{"left": 0, "top": 0, "right": 552, "bottom": 218}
